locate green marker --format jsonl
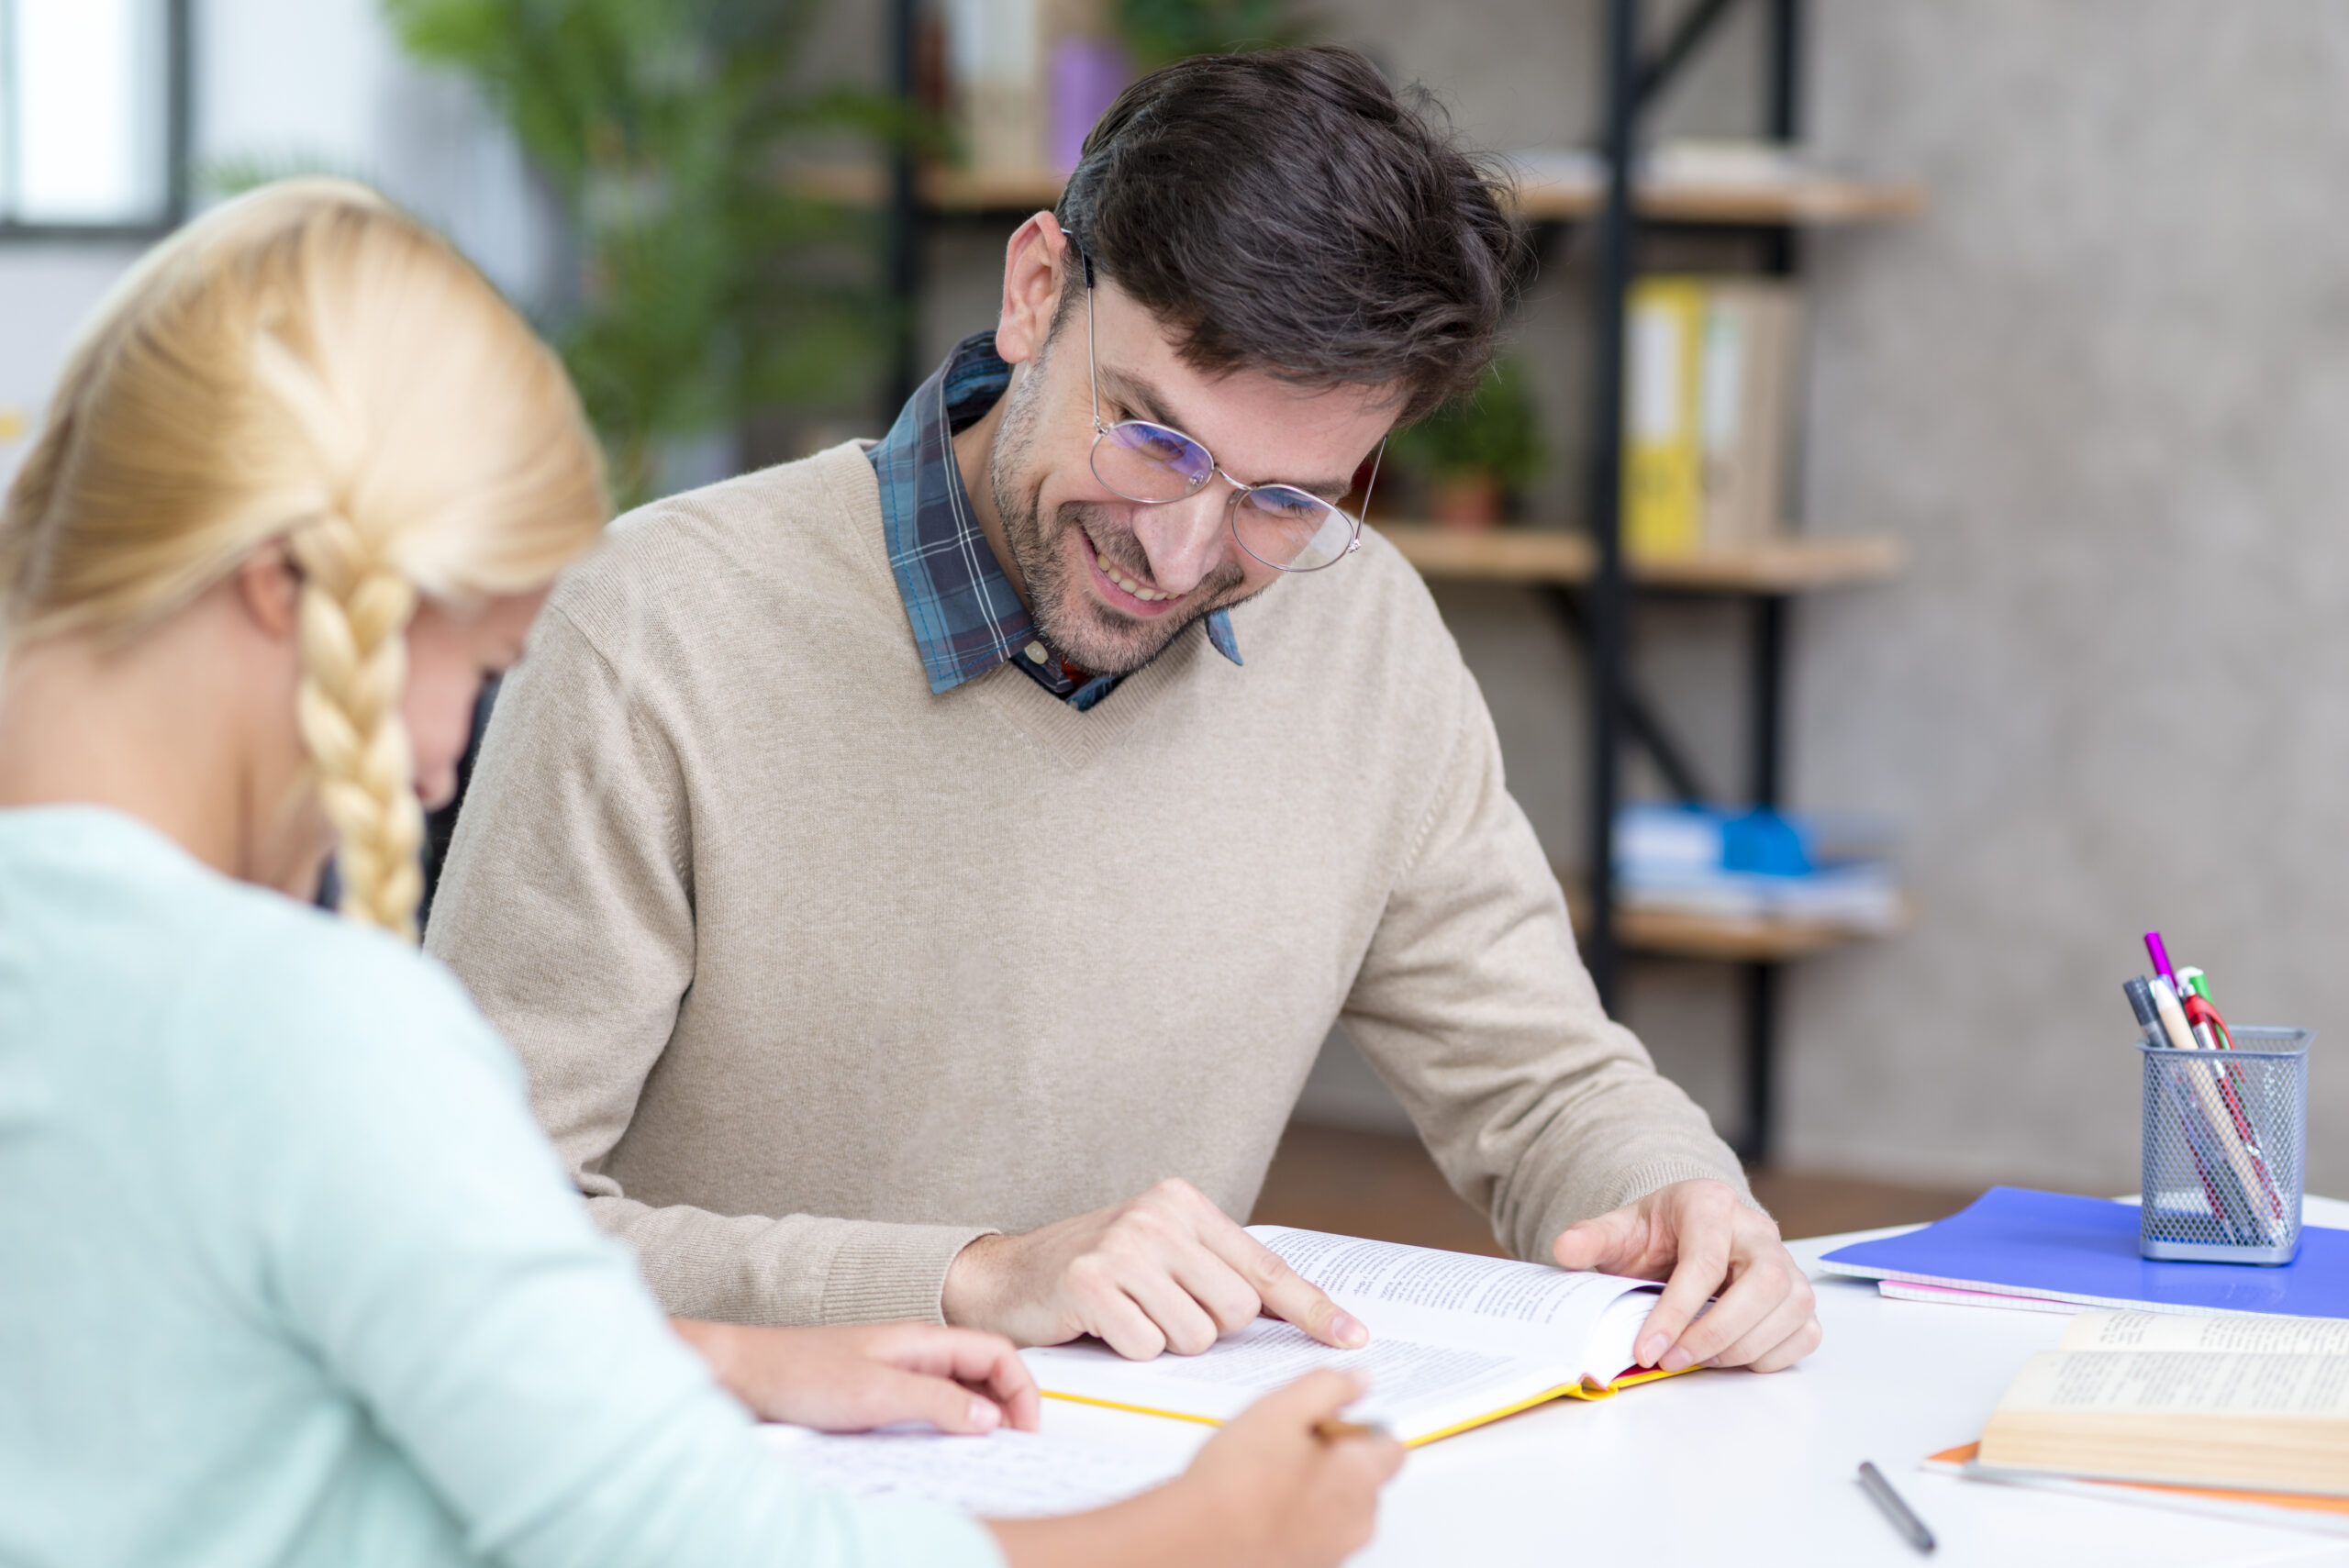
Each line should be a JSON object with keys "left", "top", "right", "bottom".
{"left": 2177, "top": 966, "right": 2212, "bottom": 1004}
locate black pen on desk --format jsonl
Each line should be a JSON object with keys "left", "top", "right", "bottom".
{"left": 1857, "top": 1461, "right": 1936, "bottom": 1555}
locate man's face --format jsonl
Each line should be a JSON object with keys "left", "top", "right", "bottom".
{"left": 986, "top": 273, "right": 1397, "bottom": 675}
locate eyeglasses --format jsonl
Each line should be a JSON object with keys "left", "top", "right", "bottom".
{"left": 1074, "top": 241, "right": 1379, "bottom": 573}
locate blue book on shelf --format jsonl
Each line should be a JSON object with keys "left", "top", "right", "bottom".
{"left": 1819, "top": 1186, "right": 2349, "bottom": 1318}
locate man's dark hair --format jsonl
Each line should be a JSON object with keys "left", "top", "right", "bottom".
{"left": 1054, "top": 46, "right": 1525, "bottom": 424}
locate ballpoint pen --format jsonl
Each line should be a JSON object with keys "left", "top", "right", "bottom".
{"left": 1857, "top": 1461, "right": 1935, "bottom": 1555}
{"left": 2150, "top": 976, "right": 2280, "bottom": 1241}
{"left": 2127, "top": 977, "right": 2259, "bottom": 1242}
{"left": 2170, "top": 972, "right": 2283, "bottom": 1219}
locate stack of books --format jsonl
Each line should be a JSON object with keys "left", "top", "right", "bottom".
{"left": 1612, "top": 802, "right": 1901, "bottom": 930}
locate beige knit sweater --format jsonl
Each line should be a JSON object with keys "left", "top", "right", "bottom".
{"left": 425, "top": 443, "right": 1750, "bottom": 1328}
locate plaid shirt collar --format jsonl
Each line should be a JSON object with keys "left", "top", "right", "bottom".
{"left": 870, "top": 331, "right": 1241, "bottom": 711}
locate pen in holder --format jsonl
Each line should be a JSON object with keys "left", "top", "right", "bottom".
{"left": 2139, "top": 1028, "right": 2310, "bottom": 1264}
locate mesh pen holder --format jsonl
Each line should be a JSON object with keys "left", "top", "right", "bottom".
{"left": 2140, "top": 1028, "right": 2310, "bottom": 1265}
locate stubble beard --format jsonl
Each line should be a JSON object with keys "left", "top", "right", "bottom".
{"left": 987, "top": 348, "right": 1250, "bottom": 677}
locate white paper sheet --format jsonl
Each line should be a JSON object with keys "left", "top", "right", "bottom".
{"left": 754, "top": 1423, "right": 1185, "bottom": 1518}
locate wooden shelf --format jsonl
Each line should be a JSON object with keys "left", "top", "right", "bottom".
{"left": 1515, "top": 168, "right": 1927, "bottom": 226}
{"left": 1567, "top": 888, "right": 1914, "bottom": 962}
{"left": 791, "top": 163, "right": 1924, "bottom": 227}
{"left": 1618, "top": 903, "right": 1909, "bottom": 962}
{"left": 1374, "top": 524, "right": 1904, "bottom": 593}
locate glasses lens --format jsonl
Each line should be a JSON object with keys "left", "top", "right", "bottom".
{"left": 1094, "top": 420, "right": 1215, "bottom": 503}
{"left": 1231, "top": 485, "right": 1355, "bottom": 572}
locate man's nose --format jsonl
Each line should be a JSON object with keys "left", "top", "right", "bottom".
{"left": 1130, "top": 485, "right": 1230, "bottom": 596}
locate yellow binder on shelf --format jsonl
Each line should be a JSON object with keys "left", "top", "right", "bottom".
{"left": 1625, "top": 276, "right": 1707, "bottom": 556}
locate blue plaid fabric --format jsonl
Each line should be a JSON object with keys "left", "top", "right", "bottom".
{"left": 871, "top": 332, "right": 1241, "bottom": 712}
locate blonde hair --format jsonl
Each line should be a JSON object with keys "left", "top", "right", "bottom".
{"left": 0, "top": 178, "right": 606, "bottom": 940}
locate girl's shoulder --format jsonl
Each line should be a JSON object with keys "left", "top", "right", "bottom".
{"left": 0, "top": 805, "right": 514, "bottom": 1102}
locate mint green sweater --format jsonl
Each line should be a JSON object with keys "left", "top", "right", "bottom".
{"left": 0, "top": 806, "right": 1001, "bottom": 1568}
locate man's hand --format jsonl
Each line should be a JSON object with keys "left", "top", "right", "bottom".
{"left": 1549, "top": 1178, "right": 1820, "bottom": 1374}
{"left": 673, "top": 1319, "right": 1041, "bottom": 1433}
{"left": 942, "top": 1178, "right": 1368, "bottom": 1359}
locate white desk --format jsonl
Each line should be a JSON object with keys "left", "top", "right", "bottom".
{"left": 1038, "top": 1195, "right": 2349, "bottom": 1566}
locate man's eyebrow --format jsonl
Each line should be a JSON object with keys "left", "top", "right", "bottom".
{"left": 1098, "top": 364, "right": 1358, "bottom": 500}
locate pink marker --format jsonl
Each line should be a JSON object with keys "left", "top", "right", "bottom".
{"left": 2143, "top": 930, "right": 2179, "bottom": 989}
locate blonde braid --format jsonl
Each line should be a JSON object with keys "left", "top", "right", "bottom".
{"left": 288, "top": 513, "right": 425, "bottom": 939}
{"left": 244, "top": 319, "right": 429, "bottom": 940}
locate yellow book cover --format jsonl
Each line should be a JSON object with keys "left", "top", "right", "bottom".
{"left": 1625, "top": 276, "right": 1707, "bottom": 557}
{"left": 1022, "top": 1227, "right": 1699, "bottom": 1448}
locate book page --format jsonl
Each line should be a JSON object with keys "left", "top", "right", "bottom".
{"left": 1023, "top": 1316, "right": 1542, "bottom": 1430}
{"left": 1250, "top": 1225, "right": 1662, "bottom": 1374}
{"left": 2002, "top": 1351, "right": 2349, "bottom": 1417}
{"left": 2063, "top": 1309, "right": 2349, "bottom": 1358}
{"left": 754, "top": 1423, "right": 1183, "bottom": 1518}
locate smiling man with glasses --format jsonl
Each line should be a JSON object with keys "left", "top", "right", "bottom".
{"left": 429, "top": 46, "right": 1820, "bottom": 1382}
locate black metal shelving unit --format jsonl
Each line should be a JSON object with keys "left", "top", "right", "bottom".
{"left": 1582, "top": 0, "right": 1812, "bottom": 1162}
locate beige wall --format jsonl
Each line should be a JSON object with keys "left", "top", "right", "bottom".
{"left": 1272, "top": 3, "right": 2349, "bottom": 1199}
{"left": 1787, "top": 3, "right": 2349, "bottom": 1193}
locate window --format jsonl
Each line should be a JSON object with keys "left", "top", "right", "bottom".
{"left": 0, "top": 0, "right": 184, "bottom": 234}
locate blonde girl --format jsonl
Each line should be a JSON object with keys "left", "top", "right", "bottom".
{"left": 0, "top": 180, "right": 1396, "bottom": 1568}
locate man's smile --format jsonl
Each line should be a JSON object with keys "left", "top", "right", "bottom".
{"left": 1077, "top": 525, "right": 1185, "bottom": 616}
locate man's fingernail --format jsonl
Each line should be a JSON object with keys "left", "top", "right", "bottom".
{"left": 1331, "top": 1311, "right": 1368, "bottom": 1347}
{"left": 968, "top": 1397, "right": 999, "bottom": 1430}
{"left": 1659, "top": 1345, "right": 1697, "bottom": 1373}
{"left": 1638, "top": 1333, "right": 1667, "bottom": 1367}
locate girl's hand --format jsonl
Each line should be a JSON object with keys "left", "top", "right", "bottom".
{"left": 673, "top": 1318, "right": 1041, "bottom": 1434}
{"left": 989, "top": 1369, "right": 1405, "bottom": 1568}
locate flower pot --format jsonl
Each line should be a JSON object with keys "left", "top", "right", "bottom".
{"left": 1431, "top": 473, "right": 1504, "bottom": 530}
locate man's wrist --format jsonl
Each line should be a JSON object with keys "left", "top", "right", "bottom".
{"left": 941, "top": 1231, "right": 1009, "bottom": 1329}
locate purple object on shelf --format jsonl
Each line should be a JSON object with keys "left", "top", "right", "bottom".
{"left": 1051, "top": 38, "right": 1130, "bottom": 174}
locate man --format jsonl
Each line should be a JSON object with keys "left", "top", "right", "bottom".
{"left": 428, "top": 46, "right": 1820, "bottom": 1377}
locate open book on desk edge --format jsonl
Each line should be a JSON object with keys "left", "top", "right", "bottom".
{"left": 1923, "top": 1443, "right": 2349, "bottom": 1538}
{"left": 1915, "top": 1308, "right": 2349, "bottom": 1534}
{"left": 1022, "top": 1226, "right": 1694, "bottom": 1448}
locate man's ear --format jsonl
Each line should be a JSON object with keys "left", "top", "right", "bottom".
{"left": 994, "top": 211, "right": 1074, "bottom": 368}
{"left": 232, "top": 540, "right": 302, "bottom": 642}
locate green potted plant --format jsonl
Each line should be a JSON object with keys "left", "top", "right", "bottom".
{"left": 1114, "top": 0, "right": 1306, "bottom": 71}
{"left": 384, "top": 0, "right": 890, "bottom": 507}
{"left": 1388, "top": 356, "right": 1543, "bottom": 528}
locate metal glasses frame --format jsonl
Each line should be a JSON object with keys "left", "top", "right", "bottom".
{"left": 1073, "top": 239, "right": 1381, "bottom": 573}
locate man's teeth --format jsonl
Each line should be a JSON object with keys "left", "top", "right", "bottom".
{"left": 1097, "top": 550, "right": 1172, "bottom": 602}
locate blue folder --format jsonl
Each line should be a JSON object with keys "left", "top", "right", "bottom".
{"left": 1819, "top": 1186, "right": 2349, "bottom": 1318}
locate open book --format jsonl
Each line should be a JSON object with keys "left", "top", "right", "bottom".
{"left": 1976, "top": 1309, "right": 2349, "bottom": 1497}
{"left": 1022, "top": 1226, "right": 1687, "bottom": 1447}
